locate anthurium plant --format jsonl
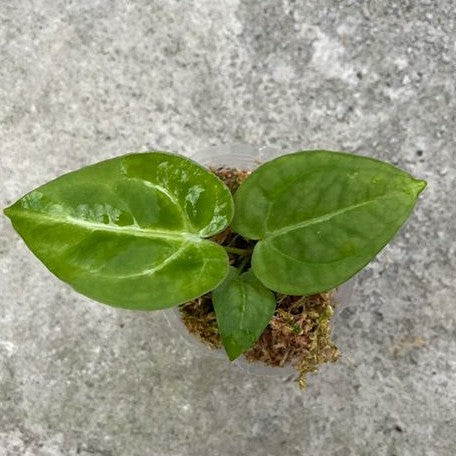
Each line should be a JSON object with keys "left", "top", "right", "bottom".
{"left": 4, "top": 151, "right": 426, "bottom": 361}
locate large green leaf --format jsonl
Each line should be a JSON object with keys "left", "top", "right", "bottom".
{"left": 4, "top": 152, "right": 234, "bottom": 310}
{"left": 212, "top": 267, "right": 276, "bottom": 361}
{"left": 232, "top": 150, "right": 426, "bottom": 295}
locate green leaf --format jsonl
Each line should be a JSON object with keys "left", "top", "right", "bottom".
{"left": 4, "top": 152, "right": 234, "bottom": 310}
{"left": 232, "top": 150, "right": 426, "bottom": 295}
{"left": 212, "top": 267, "right": 276, "bottom": 361}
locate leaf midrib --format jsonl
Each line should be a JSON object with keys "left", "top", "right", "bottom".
{"left": 238, "top": 279, "right": 248, "bottom": 333}
{"left": 264, "top": 192, "right": 403, "bottom": 240}
{"left": 7, "top": 208, "right": 201, "bottom": 242}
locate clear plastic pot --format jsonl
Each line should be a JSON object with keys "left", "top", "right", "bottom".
{"left": 163, "top": 144, "right": 355, "bottom": 379}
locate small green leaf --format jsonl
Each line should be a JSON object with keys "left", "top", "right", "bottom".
{"left": 232, "top": 150, "right": 426, "bottom": 295}
{"left": 4, "top": 152, "right": 234, "bottom": 310}
{"left": 212, "top": 267, "right": 276, "bottom": 361}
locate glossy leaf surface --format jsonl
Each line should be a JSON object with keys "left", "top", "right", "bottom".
{"left": 212, "top": 268, "right": 276, "bottom": 360}
{"left": 232, "top": 150, "right": 426, "bottom": 295}
{"left": 4, "top": 152, "right": 234, "bottom": 309}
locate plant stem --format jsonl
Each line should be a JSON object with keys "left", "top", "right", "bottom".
{"left": 238, "top": 255, "right": 251, "bottom": 273}
{"left": 224, "top": 246, "right": 253, "bottom": 256}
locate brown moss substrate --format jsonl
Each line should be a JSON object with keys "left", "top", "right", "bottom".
{"left": 178, "top": 167, "right": 340, "bottom": 388}
{"left": 244, "top": 292, "right": 339, "bottom": 388}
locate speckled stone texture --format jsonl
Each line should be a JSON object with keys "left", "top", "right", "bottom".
{"left": 1, "top": 1, "right": 455, "bottom": 455}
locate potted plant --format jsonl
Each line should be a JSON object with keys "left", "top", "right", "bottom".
{"left": 3, "top": 145, "right": 426, "bottom": 387}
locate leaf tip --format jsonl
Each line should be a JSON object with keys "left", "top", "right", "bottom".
{"left": 411, "top": 178, "right": 427, "bottom": 197}
{"left": 227, "top": 353, "right": 240, "bottom": 362}
{"left": 3, "top": 204, "right": 14, "bottom": 220}
{"left": 223, "top": 338, "right": 243, "bottom": 361}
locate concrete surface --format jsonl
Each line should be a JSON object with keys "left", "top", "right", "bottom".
{"left": 1, "top": 1, "right": 455, "bottom": 455}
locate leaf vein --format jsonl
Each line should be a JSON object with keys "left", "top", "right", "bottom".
{"left": 265, "top": 194, "right": 397, "bottom": 240}
{"left": 9, "top": 209, "right": 199, "bottom": 241}
{"left": 110, "top": 242, "right": 191, "bottom": 279}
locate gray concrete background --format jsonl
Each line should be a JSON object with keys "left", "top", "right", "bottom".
{"left": 1, "top": 1, "right": 455, "bottom": 455}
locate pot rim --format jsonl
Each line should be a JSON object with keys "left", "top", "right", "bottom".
{"left": 164, "top": 143, "right": 355, "bottom": 379}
